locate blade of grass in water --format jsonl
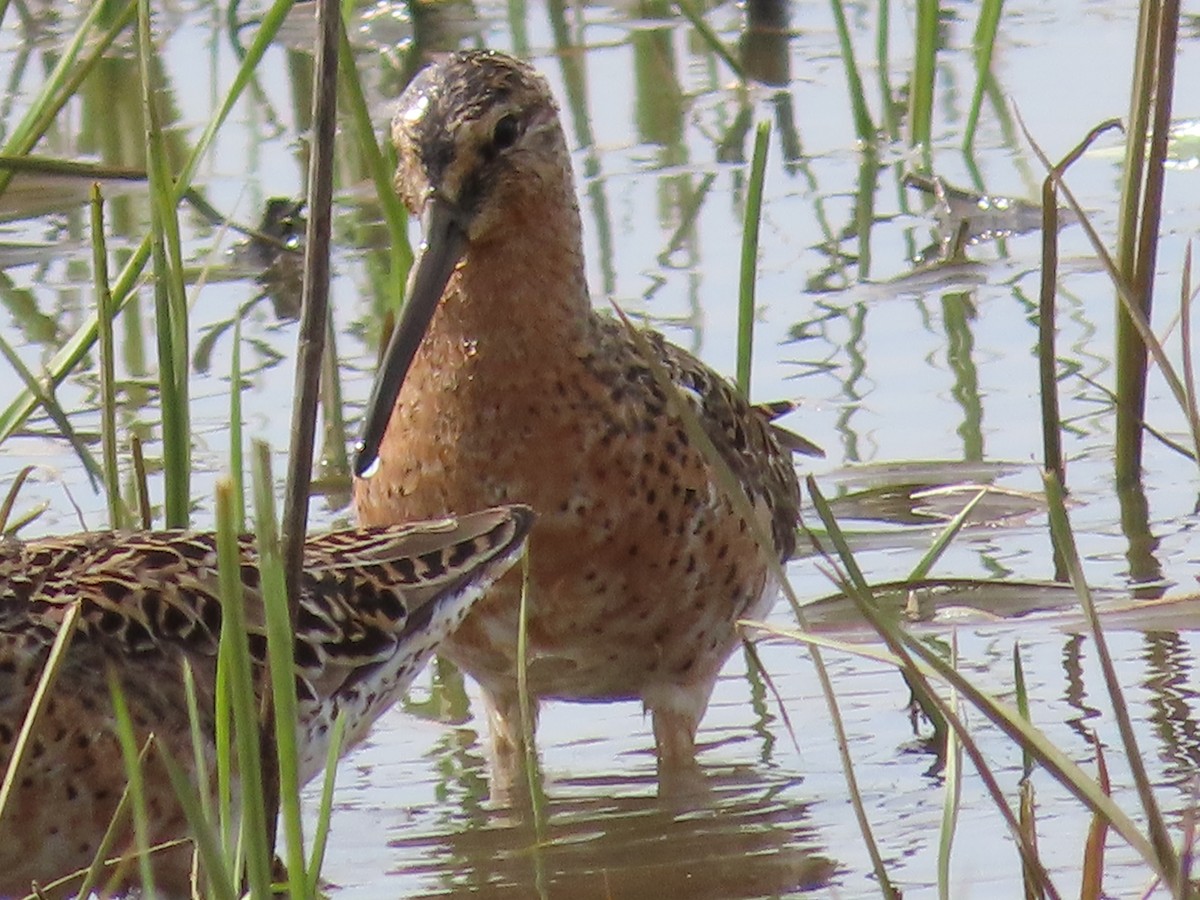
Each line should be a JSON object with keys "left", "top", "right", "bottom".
{"left": 1112, "top": 0, "right": 1159, "bottom": 478}
{"left": 1014, "top": 645, "right": 1032, "bottom": 780}
{"left": 215, "top": 478, "right": 273, "bottom": 897}
{"left": 674, "top": 0, "right": 746, "bottom": 83}
{"left": 1014, "top": 647, "right": 1041, "bottom": 900}
{"left": 906, "top": 487, "right": 986, "bottom": 583}
{"left": 0, "top": 0, "right": 136, "bottom": 193}
{"left": 736, "top": 121, "right": 770, "bottom": 397}
{"left": 1042, "top": 470, "right": 1179, "bottom": 886}
{"left": 180, "top": 660, "right": 214, "bottom": 849}
{"left": 1018, "top": 776, "right": 1041, "bottom": 900}
{"left": 91, "top": 184, "right": 127, "bottom": 530}
{"left": 229, "top": 316, "right": 245, "bottom": 531}
{"left": 282, "top": 0, "right": 340, "bottom": 622}
{"left": 130, "top": 433, "right": 152, "bottom": 529}
{"left": 0, "top": 0, "right": 296, "bottom": 446}
{"left": 138, "top": 0, "right": 191, "bottom": 528}
{"left": 829, "top": 0, "right": 875, "bottom": 142}
{"left": 875, "top": 0, "right": 899, "bottom": 139}
{"left": 251, "top": 440, "right": 308, "bottom": 895}
{"left": 909, "top": 0, "right": 938, "bottom": 152}
{"left": 936, "top": 632, "right": 961, "bottom": 900}
{"left": 962, "top": 0, "right": 1004, "bottom": 152}
{"left": 805, "top": 478, "right": 1063, "bottom": 897}
{"left": 1116, "top": 2, "right": 1180, "bottom": 483}
{"left": 0, "top": 332, "right": 103, "bottom": 488}
{"left": 274, "top": 1, "right": 343, "bottom": 856}
{"left": 337, "top": 22, "right": 411, "bottom": 308}
{"left": 214, "top": 591, "right": 235, "bottom": 865}
{"left": 1080, "top": 731, "right": 1110, "bottom": 900}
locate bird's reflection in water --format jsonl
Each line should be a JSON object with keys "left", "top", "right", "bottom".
{"left": 388, "top": 764, "right": 834, "bottom": 898}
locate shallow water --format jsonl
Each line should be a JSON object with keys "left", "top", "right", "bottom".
{"left": 3, "top": 0, "right": 1200, "bottom": 896}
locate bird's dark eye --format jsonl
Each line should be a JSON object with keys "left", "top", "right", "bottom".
{"left": 492, "top": 114, "right": 520, "bottom": 150}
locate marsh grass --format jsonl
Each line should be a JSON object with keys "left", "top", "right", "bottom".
{"left": 1114, "top": 0, "right": 1181, "bottom": 482}
{"left": 0, "top": 1, "right": 368, "bottom": 892}
{"left": 677, "top": 3, "right": 1196, "bottom": 896}
{"left": 0, "top": 0, "right": 297, "bottom": 447}
{"left": 735, "top": 120, "right": 770, "bottom": 397}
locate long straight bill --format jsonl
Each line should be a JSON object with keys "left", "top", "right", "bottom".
{"left": 354, "top": 197, "right": 469, "bottom": 477}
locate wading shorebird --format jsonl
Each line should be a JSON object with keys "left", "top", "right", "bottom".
{"left": 0, "top": 506, "right": 531, "bottom": 896}
{"left": 353, "top": 50, "right": 821, "bottom": 792}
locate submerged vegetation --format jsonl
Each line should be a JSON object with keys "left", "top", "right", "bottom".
{"left": 0, "top": 0, "right": 1196, "bottom": 896}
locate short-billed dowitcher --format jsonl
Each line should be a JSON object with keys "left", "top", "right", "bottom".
{"left": 0, "top": 506, "right": 531, "bottom": 895}
{"left": 354, "top": 50, "right": 819, "bottom": 791}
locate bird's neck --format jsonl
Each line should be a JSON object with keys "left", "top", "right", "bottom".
{"left": 434, "top": 184, "right": 591, "bottom": 352}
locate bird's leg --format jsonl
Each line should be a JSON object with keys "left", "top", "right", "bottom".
{"left": 482, "top": 687, "right": 540, "bottom": 803}
{"left": 649, "top": 686, "right": 714, "bottom": 800}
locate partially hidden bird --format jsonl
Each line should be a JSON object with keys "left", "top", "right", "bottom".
{"left": 353, "top": 49, "right": 821, "bottom": 793}
{"left": 0, "top": 506, "right": 531, "bottom": 896}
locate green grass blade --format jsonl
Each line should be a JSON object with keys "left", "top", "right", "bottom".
{"left": 962, "top": 0, "right": 1004, "bottom": 152}
{"left": 936, "top": 633, "right": 961, "bottom": 900}
{"left": 337, "top": 22, "right": 411, "bottom": 309}
{"left": 306, "top": 712, "right": 347, "bottom": 896}
{"left": 138, "top": 0, "right": 191, "bottom": 528}
{"left": 829, "top": 0, "right": 875, "bottom": 141}
{"left": 179, "top": 657, "right": 223, "bottom": 898}
{"left": 106, "top": 669, "right": 157, "bottom": 896}
{"left": 215, "top": 478, "right": 273, "bottom": 897}
{"left": 1042, "top": 470, "right": 1179, "bottom": 885}
{"left": 0, "top": 0, "right": 295, "bottom": 447}
{"left": 73, "top": 737, "right": 152, "bottom": 899}
{"left": 736, "top": 121, "right": 770, "bottom": 397}
{"left": 214, "top": 619, "right": 234, "bottom": 862}
{"left": 909, "top": 0, "right": 938, "bottom": 151}
{"left": 1014, "top": 644, "right": 1032, "bottom": 780}
{"left": 0, "top": 602, "right": 80, "bottom": 824}
{"left": 180, "top": 659, "right": 213, "bottom": 825}
{"left": 0, "top": 332, "right": 103, "bottom": 487}
{"left": 157, "top": 745, "right": 239, "bottom": 900}
{"left": 250, "top": 440, "right": 307, "bottom": 895}
{"left": 875, "top": 0, "right": 898, "bottom": 138}
{"left": 90, "top": 185, "right": 127, "bottom": 530}
{"left": 0, "top": 0, "right": 136, "bottom": 189}
{"left": 229, "top": 316, "right": 245, "bottom": 531}
{"left": 906, "top": 487, "right": 986, "bottom": 582}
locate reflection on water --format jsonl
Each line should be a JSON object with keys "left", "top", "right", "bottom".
{"left": 308, "top": 622, "right": 1200, "bottom": 897}
{"left": 391, "top": 770, "right": 832, "bottom": 898}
